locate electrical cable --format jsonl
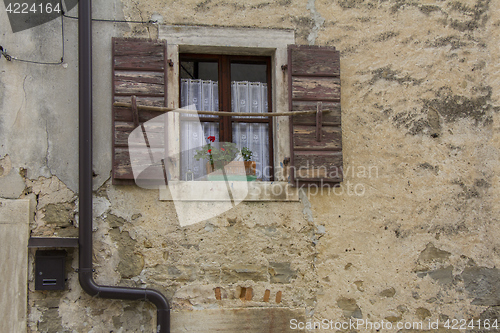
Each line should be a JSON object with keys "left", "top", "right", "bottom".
{"left": 0, "top": 0, "right": 157, "bottom": 65}
{"left": 0, "top": 13, "right": 65, "bottom": 65}
{"left": 62, "top": 12, "right": 152, "bottom": 24}
{"left": 62, "top": 12, "right": 158, "bottom": 24}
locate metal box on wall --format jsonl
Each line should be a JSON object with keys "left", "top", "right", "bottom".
{"left": 35, "top": 250, "right": 66, "bottom": 290}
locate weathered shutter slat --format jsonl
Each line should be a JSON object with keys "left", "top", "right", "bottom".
{"left": 114, "top": 72, "right": 165, "bottom": 95}
{"left": 291, "top": 77, "right": 341, "bottom": 101}
{"left": 112, "top": 38, "right": 168, "bottom": 185}
{"left": 288, "top": 45, "right": 343, "bottom": 185}
{"left": 114, "top": 122, "right": 166, "bottom": 148}
{"left": 290, "top": 48, "right": 340, "bottom": 76}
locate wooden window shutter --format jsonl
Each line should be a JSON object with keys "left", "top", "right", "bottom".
{"left": 288, "top": 45, "right": 342, "bottom": 186}
{"left": 112, "top": 38, "right": 168, "bottom": 185}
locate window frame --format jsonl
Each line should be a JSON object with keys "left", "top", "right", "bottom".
{"left": 179, "top": 53, "right": 274, "bottom": 180}
{"left": 161, "top": 25, "right": 295, "bottom": 184}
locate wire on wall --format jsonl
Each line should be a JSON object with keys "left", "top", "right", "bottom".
{"left": 62, "top": 12, "right": 158, "bottom": 24}
{"left": 0, "top": 14, "right": 65, "bottom": 65}
{"left": 0, "top": 0, "right": 157, "bottom": 66}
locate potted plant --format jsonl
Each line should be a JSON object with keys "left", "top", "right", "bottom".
{"left": 194, "top": 137, "right": 256, "bottom": 179}
{"left": 240, "top": 147, "right": 256, "bottom": 176}
{"left": 194, "top": 136, "right": 239, "bottom": 174}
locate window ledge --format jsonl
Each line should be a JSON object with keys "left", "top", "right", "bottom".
{"left": 159, "top": 181, "right": 298, "bottom": 202}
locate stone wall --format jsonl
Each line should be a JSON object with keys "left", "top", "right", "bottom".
{"left": 0, "top": 0, "right": 499, "bottom": 331}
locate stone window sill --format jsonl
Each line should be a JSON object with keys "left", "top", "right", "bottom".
{"left": 159, "top": 181, "right": 298, "bottom": 202}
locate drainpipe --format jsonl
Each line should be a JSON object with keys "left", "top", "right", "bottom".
{"left": 78, "top": 1, "right": 170, "bottom": 332}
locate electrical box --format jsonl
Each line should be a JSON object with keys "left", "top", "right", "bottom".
{"left": 35, "top": 250, "right": 66, "bottom": 290}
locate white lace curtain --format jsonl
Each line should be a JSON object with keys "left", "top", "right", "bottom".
{"left": 180, "top": 78, "right": 270, "bottom": 180}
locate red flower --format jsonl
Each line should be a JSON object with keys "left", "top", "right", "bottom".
{"left": 221, "top": 148, "right": 225, "bottom": 151}
{"left": 208, "top": 149, "right": 212, "bottom": 153}
{"left": 208, "top": 136, "right": 216, "bottom": 142}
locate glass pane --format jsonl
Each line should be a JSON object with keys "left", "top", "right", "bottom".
{"left": 231, "top": 63, "right": 267, "bottom": 83}
{"left": 181, "top": 61, "right": 218, "bottom": 81}
{"left": 231, "top": 62, "right": 270, "bottom": 179}
{"left": 232, "top": 123, "right": 270, "bottom": 181}
{"left": 180, "top": 60, "right": 219, "bottom": 179}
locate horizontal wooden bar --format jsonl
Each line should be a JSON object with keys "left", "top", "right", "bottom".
{"left": 290, "top": 73, "right": 340, "bottom": 78}
{"left": 291, "top": 98, "right": 341, "bottom": 103}
{"left": 28, "top": 237, "right": 79, "bottom": 248}
{"left": 114, "top": 67, "right": 166, "bottom": 72}
{"left": 293, "top": 122, "right": 341, "bottom": 127}
{"left": 114, "top": 93, "right": 165, "bottom": 98}
{"left": 293, "top": 147, "right": 342, "bottom": 152}
{"left": 113, "top": 102, "right": 334, "bottom": 117}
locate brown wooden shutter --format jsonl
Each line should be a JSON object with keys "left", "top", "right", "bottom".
{"left": 112, "top": 38, "right": 168, "bottom": 185}
{"left": 288, "top": 45, "right": 342, "bottom": 186}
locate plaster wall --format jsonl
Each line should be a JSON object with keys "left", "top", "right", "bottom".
{"left": 0, "top": 0, "right": 499, "bottom": 332}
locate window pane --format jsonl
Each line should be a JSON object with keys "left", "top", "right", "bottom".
{"left": 180, "top": 60, "right": 219, "bottom": 179}
{"left": 181, "top": 61, "right": 218, "bottom": 81}
{"left": 232, "top": 123, "right": 270, "bottom": 181}
{"left": 231, "top": 81, "right": 268, "bottom": 120}
{"left": 231, "top": 63, "right": 267, "bottom": 83}
{"left": 231, "top": 62, "right": 270, "bottom": 179}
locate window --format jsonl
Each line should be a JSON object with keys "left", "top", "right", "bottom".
{"left": 178, "top": 54, "right": 273, "bottom": 181}
{"left": 111, "top": 26, "right": 343, "bottom": 199}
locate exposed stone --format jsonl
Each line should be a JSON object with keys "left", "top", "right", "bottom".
{"left": 112, "top": 303, "right": 152, "bottom": 331}
{"left": 418, "top": 243, "right": 451, "bottom": 263}
{"left": 109, "top": 229, "right": 144, "bottom": 279}
{"left": 460, "top": 267, "right": 500, "bottom": 306}
{"left": 131, "top": 213, "right": 142, "bottom": 220}
{"left": 427, "top": 108, "right": 441, "bottom": 137}
{"left": 354, "top": 281, "right": 364, "bottom": 292}
{"left": 379, "top": 287, "right": 396, "bottom": 298}
{"left": 417, "top": 266, "right": 454, "bottom": 286}
{"left": 385, "top": 315, "right": 402, "bottom": 322}
{"left": 42, "top": 202, "right": 74, "bottom": 227}
{"left": 35, "top": 298, "right": 60, "bottom": 309}
{"left": 167, "top": 265, "right": 198, "bottom": 282}
{"left": 478, "top": 305, "right": 500, "bottom": 321}
{"left": 269, "top": 262, "right": 297, "bottom": 283}
{"left": 416, "top": 307, "right": 431, "bottom": 320}
{"left": 54, "top": 227, "right": 78, "bottom": 237}
{"left": 37, "top": 308, "right": 63, "bottom": 333}
{"left": 29, "top": 176, "right": 75, "bottom": 209}
{"left": 221, "top": 264, "right": 268, "bottom": 283}
{"left": 397, "top": 305, "right": 408, "bottom": 313}
{"left": 107, "top": 213, "right": 126, "bottom": 228}
{"left": 337, "top": 297, "right": 362, "bottom": 319}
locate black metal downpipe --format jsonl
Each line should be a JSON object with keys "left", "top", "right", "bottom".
{"left": 78, "top": 1, "right": 170, "bottom": 332}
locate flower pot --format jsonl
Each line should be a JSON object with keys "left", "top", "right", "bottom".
{"left": 206, "top": 161, "right": 226, "bottom": 174}
{"left": 243, "top": 161, "right": 256, "bottom": 176}
{"left": 205, "top": 161, "right": 256, "bottom": 179}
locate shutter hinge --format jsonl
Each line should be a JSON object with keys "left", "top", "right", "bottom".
{"left": 167, "top": 59, "right": 174, "bottom": 67}
{"left": 281, "top": 64, "right": 288, "bottom": 71}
